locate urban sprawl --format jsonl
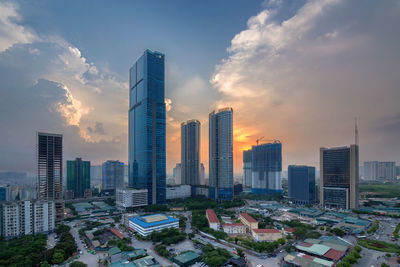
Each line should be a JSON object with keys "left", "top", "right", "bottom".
{"left": 1, "top": 50, "right": 400, "bottom": 267}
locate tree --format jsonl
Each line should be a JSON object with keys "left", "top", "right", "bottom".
{"left": 52, "top": 249, "right": 65, "bottom": 264}
{"left": 293, "top": 227, "right": 307, "bottom": 239}
{"left": 332, "top": 228, "right": 345, "bottom": 237}
{"left": 236, "top": 248, "right": 245, "bottom": 258}
{"left": 41, "top": 261, "right": 51, "bottom": 267}
{"left": 70, "top": 261, "right": 88, "bottom": 267}
{"left": 56, "top": 224, "right": 71, "bottom": 235}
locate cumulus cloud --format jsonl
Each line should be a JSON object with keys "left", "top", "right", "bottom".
{"left": 0, "top": 3, "right": 128, "bottom": 172}
{"left": 211, "top": 0, "right": 400, "bottom": 167}
{"left": 0, "top": 2, "right": 37, "bottom": 52}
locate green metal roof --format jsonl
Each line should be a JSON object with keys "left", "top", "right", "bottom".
{"left": 174, "top": 251, "right": 201, "bottom": 264}
{"left": 296, "top": 244, "right": 331, "bottom": 256}
{"left": 108, "top": 246, "right": 122, "bottom": 255}
{"left": 313, "top": 257, "right": 334, "bottom": 266}
{"left": 110, "top": 261, "right": 135, "bottom": 267}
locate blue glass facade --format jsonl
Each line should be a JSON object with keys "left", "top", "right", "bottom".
{"left": 129, "top": 50, "right": 166, "bottom": 204}
{"left": 288, "top": 165, "right": 316, "bottom": 204}
{"left": 209, "top": 108, "right": 233, "bottom": 201}
{"left": 251, "top": 142, "right": 282, "bottom": 195}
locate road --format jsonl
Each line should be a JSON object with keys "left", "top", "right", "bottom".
{"left": 66, "top": 221, "right": 102, "bottom": 266}
{"left": 355, "top": 247, "right": 386, "bottom": 267}
{"left": 47, "top": 232, "right": 56, "bottom": 249}
{"left": 195, "top": 234, "right": 282, "bottom": 267}
{"left": 131, "top": 236, "right": 173, "bottom": 266}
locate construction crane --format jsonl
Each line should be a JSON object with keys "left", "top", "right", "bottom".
{"left": 255, "top": 136, "right": 281, "bottom": 146}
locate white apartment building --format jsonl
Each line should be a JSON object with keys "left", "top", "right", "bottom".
{"left": 1, "top": 200, "right": 55, "bottom": 239}
{"left": 33, "top": 201, "right": 55, "bottom": 234}
{"left": 116, "top": 188, "right": 148, "bottom": 209}
{"left": 222, "top": 223, "right": 247, "bottom": 235}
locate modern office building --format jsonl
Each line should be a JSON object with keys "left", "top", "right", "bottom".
{"left": 129, "top": 50, "right": 166, "bottom": 204}
{"left": 243, "top": 149, "right": 252, "bottom": 192}
{"left": 181, "top": 120, "right": 201, "bottom": 196}
{"left": 90, "top": 165, "right": 102, "bottom": 188}
{"left": 18, "top": 187, "right": 37, "bottom": 201}
{"left": 116, "top": 188, "right": 148, "bottom": 209}
{"left": 363, "top": 161, "right": 396, "bottom": 181}
{"left": 200, "top": 163, "right": 205, "bottom": 186}
{"left": 166, "top": 185, "right": 191, "bottom": 200}
{"left": 288, "top": 165, "right": 316, "bottom": 204}
{"left": 320, "top": 145, "right": 359, "bottom": 210}
{"left": 102, "top": 160, "right": 124, "bottom": 195}
{"left": 209, "top": 108, "right": 234, "bottom": 201}
{"left": 251, "top": 142, "right": 282, "bottom": 195}
{"left": 66, "top": 158, "right": 90, "bottom": 199}
{"left": 129, "top": 214, "right": 179, "bottom": 236}
{"left": 0, "top": 185, "right": 11, "bottom": 202}
{"left": 37, "top": 132, "right": 63, "bottom": 222}
{"left": 173, "top": 163, "right": 182, "bottom": 185}
{"left": 0, "top": 200, "right": 55, "bottom": 239}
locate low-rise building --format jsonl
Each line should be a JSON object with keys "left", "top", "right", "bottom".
{"left": 239, "top": 213, "right": 258, "bottom": 232}
{"left": 282, "top": 227, "right": 295, "bottom": 235}
{"left": 116, "top": 188, "right": 148, "bottom": 209}
{"left": 129, "top": 214, "right": 179, "bottom": 236}
{"left": 108, "top": 246, "right": 123, "bottom": 263}
{"left": 166, "top": 185, "right": 191, "bottom": 199}
{"left": 283, "top": 252, "right": 334, "bottom": 267}
{"left": 251, "top": 228, "right": 282, "bottom": 242}
{"left": 293, "top": 236, "right": 351, "bottom": 263}
{"left": 206, "top": 209, "right": 220, "bottom": 230}
{"left": 172, "top": 251, "right": 201, "bottom": 267}
{"left": 222, "top": 223, "right": 247, "bottom": 235}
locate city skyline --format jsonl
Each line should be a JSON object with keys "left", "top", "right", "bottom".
{"left": 0, "top": 1, "right": 400, "bottom": 176}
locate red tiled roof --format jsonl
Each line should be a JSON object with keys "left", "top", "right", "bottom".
{"left": 299, "top": 242, "right": 313, "bottom": 247}
{"left": 324, "top": 248, "right": 345, "bottom": 261}
{"left": 223, "top": 223, "right": 245, "bottom": 227}
{"left": 285, "top": 228, "right": 295, "bottom": 233}
{"left": 252, "top": 228, "right": 280, "bottom": 234}
{"left": 110, "top": 228, "right": 124, "bottom": 239}
{"left": 240, "top": 213, "right": 257, "bottom": 223}
{"left": 206, "top": 209, "right": 219, "bottom": 223}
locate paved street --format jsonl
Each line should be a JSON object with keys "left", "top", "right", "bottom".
{"left": 47, "top": 232, "right": 56, "bottom": 249}
{"left": 131, "top": 236, "right": 173, "bottom": 266}
{"left": 195, "top": 234, "right": 281, "bottom": 267}
{"left": 355, "top": 247, "right": 385, "bottom": 267}
{"left": 67, "top": 221, "right": 101, "bottom": 267}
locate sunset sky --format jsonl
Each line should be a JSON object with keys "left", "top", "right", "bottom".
{"left": 0, "top": 0, "right": 399, "bottom": 176}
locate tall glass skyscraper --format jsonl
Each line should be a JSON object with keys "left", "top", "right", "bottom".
{"left": 243, "top": 149, "right": 252, "bottom": 192}
{"left": 181, "top": 120, "right": 200, "bottom": 196}
{"left": 129, "top": 50, "right": 166, "bottom": 204}
{"left": 67, "top": 158, "right": 90, "bottom": 198}
{"left": 102, "top": 160, "right": 124, "bottom": 194}
{"left": 288, "top": 165, "right": 316, "bottom": 204}
{"left": 251, "top": 142, "right": 282, "bottom": 195}
{"left": 37, "top": 132, "right": 63, "bottom": 221}
{"left": 209, "top": 108, "right": 233, "bottom": 201}
{"left": 320, "top": 145, "right": 359, "bottom": 210}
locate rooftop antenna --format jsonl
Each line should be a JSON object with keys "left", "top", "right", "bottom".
{"left": 355, "top": 117, "right": 359, "bottom": 146}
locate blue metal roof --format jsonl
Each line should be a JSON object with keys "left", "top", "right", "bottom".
{"left": 129, "top": 214, "right": 178, "bottom": 228}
